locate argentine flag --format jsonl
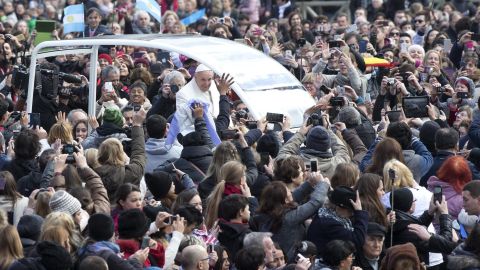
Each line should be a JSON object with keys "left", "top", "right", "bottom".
{"left": 136, "top": 0, "right": 161, "bottom": 23}
{"left": 63, "top": 4, "right": 84, "bottom": 34}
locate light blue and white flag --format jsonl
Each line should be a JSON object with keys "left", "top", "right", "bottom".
{"left": 63, "top": 4, "right": 84, "bottom": 34}
{"left": 136, "top": 0, "right": 162, "bottom": 23}
{"left": 180, "top": 9, "right": 206, "bottom": 25}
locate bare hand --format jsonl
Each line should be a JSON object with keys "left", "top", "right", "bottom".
{"left": 131, "top": 247, "right": 149, "bottom": 263}
{"left": 88, "top": 116, "right": 99, "bottom": 129}
{"left": 408, "top": 224, "right": 431, "bottom": 241}
{"left": 350, "top": 191, "right": 362, "bottom": 210}
{"left": 172, "top": 215, "right": 185, "bottom": 233}
{"left": 73, "top": 152, "right": 88, "bottom": 169}
{"left": 192, "top": 103, "right": 204, "bottom": 119}
{"left": 132, "top": 107, "right": 146, "bottom": 127}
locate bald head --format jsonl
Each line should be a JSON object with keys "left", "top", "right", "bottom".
{"left": 195, "top": 70, "right": 214, "bottom": 92}
{"left": 182, "top": 245, "right": 209, "bottom": 270}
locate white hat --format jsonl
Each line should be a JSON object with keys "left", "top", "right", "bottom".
{"left": 49, "top": 190, "right": 82, "bottom": 216}
{"left": 195, "top": 64, "right": 212, "bottom": 73}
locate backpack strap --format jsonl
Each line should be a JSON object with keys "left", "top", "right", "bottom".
{"left": 187, "top": 161, "right": 206, "bottom": 177}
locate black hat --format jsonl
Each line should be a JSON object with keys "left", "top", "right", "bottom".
{"left": 257, "top": 132, "right": 280, "bottom": 158}
{"left": 88, "top": 213, "right": 114, "bottom": 241}
{"left": 328, "top": 186, "right": 356, "bottom": 210}
{"left": 37, "top": 241, "right": 73, "bottom": 270}
{"left": 118, "top": 209, "right": 149, "bottom": 239}
{"left": 182, "top": 131, "right": 205, "bottom": 147}
{"left": 145, "top": 171, "right": 173, "bottom": 200}
{"left": 17, "top": 214, "right": 44, "bottom": 241}
{"left": 367, "top": 222, "right": 387, "bottom": 237}
{"left": 390, "top": 188, "right": 414, "bottom": 212}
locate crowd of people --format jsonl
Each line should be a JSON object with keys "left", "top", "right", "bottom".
{"left": 1, "top": 0, "right": 480, "bottom": 270}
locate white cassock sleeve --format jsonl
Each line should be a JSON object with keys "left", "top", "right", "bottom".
{"left": 175, "top": 90, "right": 195, "bottom": 135}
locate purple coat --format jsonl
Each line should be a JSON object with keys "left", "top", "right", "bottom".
{"left": 427, "top": 176, "right": 463, "bottom": 219}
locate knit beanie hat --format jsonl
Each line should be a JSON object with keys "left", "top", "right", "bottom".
{"left": 419, "top": 121, "right": 440, "bottom": 154}
{"left": 88, "top": 213, "right": 115, "bottom": 241}
{"left": 328, "top": 186, "right": 356, "bottom": 210}
{"left": 17, "top": 214, "right": 44, "bottom": 241}
{"left": 103, "top": 106, "right": 124, "bottom": 127}
{"left": 98, "top": 53, "right": 113, "bottom": 65}
{"left": 134, "top": 58, "right": 150, "bottom": 68}
{"left": 118, "top": 209, "right": 149, "bottom": 239}
{"left": 455, "top": 76, "right": 475, "bottom": 94}
{"left": 306, "top": 126, "right": 331, "bottom": 152}
{"left": 337, "top": 107, "right": 362, "bottom": 128}
{"left": 37, "top": 241, "right": 73, "bottom": 270}
{"left": 257, "top": 132, "right": 281, "bottom": 158}
{"left": 145, "top": 171, "right": 173, "bottom": 200}
{"left": 390, "top": 188, "right": 414, "bottom": 212}
{"left": 49, "top": 190, "right": 82, "bottom": 216}
{"left": 380, "top": 243, "right": 421, "bottom": 270}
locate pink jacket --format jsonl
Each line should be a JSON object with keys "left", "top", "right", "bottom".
{"left": 427, "top": 176, "right": 463, "bottom": 219}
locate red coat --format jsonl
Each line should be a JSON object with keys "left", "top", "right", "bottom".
{"left": 116, "top": 238, "right": 165, "bottom": 268}
{"left": 160, "top": 0, "right": 178, "bottom": 14}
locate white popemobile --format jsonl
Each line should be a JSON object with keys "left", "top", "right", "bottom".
{"left": 26, "top": 34, "right": 315, "bottom": 127}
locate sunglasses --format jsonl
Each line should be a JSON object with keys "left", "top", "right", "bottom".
{"left": 414, "top": 19, "right": 424, "bottom": 23}
{"left": 390, "top": 32, "right": 400, "bottom": 36}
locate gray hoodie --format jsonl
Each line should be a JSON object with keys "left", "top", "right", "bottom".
{"left": 145, "top": 138, "right": 182, "bottom": 173}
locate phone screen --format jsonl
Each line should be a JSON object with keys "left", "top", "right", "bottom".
{"left": 310, "top": 159, "right": 318, "bottom": 172}
{"left": 104, "top": 82, "right": 114, "bottom": 92}
{"left": 29, "top": 113, "right": 40, "bottom": 127}
{"left": 266, "top": 113, "right": 284, "bottom": 123}
{"left": 434, "top": 186, "right": 442, "bottom": 203}
{"left": 359, "top": 40, "right": 368, "bottom": 53}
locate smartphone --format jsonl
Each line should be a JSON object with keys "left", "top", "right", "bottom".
{"left": 328, "top": 40, "right": 342, "bottom": 48}
{"left": 310, "top": 159, "right": 318, "bottom": 172}
{"left": 29, "top": 113, "right": 40, "bottom": 127}
{"left": 141, "top": 236, "right": 150, "bottom": 249}
{"left": 104, "top": 82, "right": 114, "bottom": 93}
{"left": 402, "top": 96, "right": 429, "bottom": 118}
{"left": 62, "top": 144, "right": 76, "bottom": 155}
{"left": 246, "top": 120, "right": 257, "bottom": 129}
{"left": 134, "top": 105, "right": 141, "bottom": 111}
{"left": 320, "top": 85, "right": 330, "bottom": 94}
{"left": 260, "top": 152, "right": 270, "bottom": 167}
{"left": 266, "top": 122, "right": 282, "bottom": 132}
{"left": 285, "top": 50, "right": 293, "bottom": 59}
{"left": 334, "top": 35, "right": 342, "bottom": 40}
{"left": 472, "top": 33, "right": 480, "bottom": 42}
{"left": 358, "top": 40, "right": 368, "bottom": 53}
{"left": 365, "top": 93, "right": 371, "bottom": 103}
{"left": 346, "top": 24, "right": 357, "bottom": 33}
{"left": 12, "top": 129, "right": 20, "bottom": 140}
{"left": 400, "top": 43, "right": 408, "bottom": 53}
{"left": 133, "top": 52, "right": 144, "bottom": 59}
{"left": 296, "top": 253, "right": 306, "bottom": 263}
{"left": 457, "top": 92, "right": 469, "bottom": 99}
{"left": 156, "top": 51, "right": 170, "bottom": 64}
{"left": 266, "top": 112, "right": 284, "bottom": 123}
{"left": 386, "top": 110, "right": 401, "bottom": 122}
{"left": 443, "top": 39, "right": 452, "bottom": 53}
{"left": 434, "top": 185, "right": 442, "bottom": 203}
{"left": 220, "top": 129, "right": 239, "bottom": 140}
{"left": 166, "top": 215, "right": 177, "bottom": 225}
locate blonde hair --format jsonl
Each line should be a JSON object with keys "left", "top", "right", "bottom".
{"left": 40, "top": 226, "right": 71, "bottom": 252}
{"left": 0, "top": 225, "right": 23, "bottom": 270}
{"left": 98, "top": 138, "right": 125, "bottom": 166}
{"left": 48, "top": 122, "right": 74, "bottom": 145}
{"left": 84, "top": 148, "right": 101, "bottom": 169}
{"left": 42, "top": 212, "right": 82, "bottom": 253}
{"left": 205, "top": 161, "right": 245, "bottom": 229}
{"left": 35, "top": 191, "right": 52, "bottom": 218}
{"left": 423, "top": 49, "right": 443, "bottom": 69}
{"left": 205, "top": 142, "right": 240, "bottom": 184}
{"left": 383, "top": 159, "right": 416, "bottom": 192}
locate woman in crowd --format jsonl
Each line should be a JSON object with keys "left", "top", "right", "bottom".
{"left": 0, "top": 171, "right": 28, "bottom": 226}
{"left": 42, "top": 211, "right": 83, "bottom": 255}
{"left": 331, "top": 163, "right": 360, "bottom": 188}
{"left": 111, "top": 183, "right": 142, "bottom": 232}
{"left": 355, "top": 173, "right": 388, "bottom": 227}
{"left": 363, "top": 138, "right": 405, "bottom": 175}
{"left": 73, "top": 120, "right": 89, "bottom": 142}
{"left": 0, "top": 225, "right": 23, "bottom": 270}
{"left": 250, "top": 177, "right": 329, "bottom": 259}
{"left": 273, "top": 155, "right": 305, "bottom": 191}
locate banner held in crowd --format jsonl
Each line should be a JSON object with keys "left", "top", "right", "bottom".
{"left": 63, "top": 4, "right": 84, "bottom": 34}
{"left": 180, "top": 9, "right": 206, "bottom": 26}
{"left": 136, "top": 0, "right": 162, "bottom": 23}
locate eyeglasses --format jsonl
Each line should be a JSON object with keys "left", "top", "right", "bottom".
{"left": 200, "top": 257, "right": 210, "bottom": 261}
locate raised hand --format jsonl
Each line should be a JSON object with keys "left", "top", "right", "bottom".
{"left": 215, "top": 73, "right": 235, "bottom": 95}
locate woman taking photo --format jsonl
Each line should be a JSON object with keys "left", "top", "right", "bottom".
{"left": 250, "top": 175, "right": 329, "bottom": 259}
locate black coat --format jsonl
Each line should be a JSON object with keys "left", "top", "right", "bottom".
{"left": 386, "top": 210, "right": 433, "bottom": 264}
{"left": 83, "top": 24, "right": 111, "bottom": 37}
{"left": 4, "top": 158, "right": 39, "bottom": 182}
{"left": 217, "top": 220, "right": 252, "bottom": 260}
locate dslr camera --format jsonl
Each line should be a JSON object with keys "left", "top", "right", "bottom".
{"left": 235, "top": 109, "right": 249, "bottom": 121}
{"left": 307, "top": 113, "right": 323, "bottom": 127}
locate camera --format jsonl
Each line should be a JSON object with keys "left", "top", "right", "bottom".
{"left": 386, "top": 78, "right": 395, "bottom": 86}
{"left": 235, "top": 109, "right": 249, "bottom": 121}
{"left": 62, "top": 144, "right": 78, "bottom": 164}
{"left": 134, "top": 105, "right": 141, "bottom": 111}
{"left": 167, "top": 215, "right": 178, "bottom": 225}
{"left": 329, "top": 97, "right": 345, "bottom": 107}
{"left": 306, "top": 113, "right": 323, "bottom": 127}
{"left": 170, "top": 84, "right": 179, "bottom": 93}
{"left": 220, "top": 129, "right": 239, "bottom": 140}
{"left": 296, "top": 38, "right": 306, "bottom": 47}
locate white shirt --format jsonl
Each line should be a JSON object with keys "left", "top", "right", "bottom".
{"left": 175, "top": 78, "right": 220, "bottom": 135}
